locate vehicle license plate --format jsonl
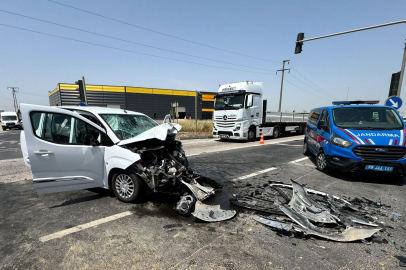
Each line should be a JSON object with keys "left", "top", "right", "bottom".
{"left": 365, "top": 165, "right": 394, "bottom": 172}
{"left": 219, "top": 134, "right": 229, "bottom": 138}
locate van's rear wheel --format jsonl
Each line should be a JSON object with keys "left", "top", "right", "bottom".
{"left": 303, "top": 140, "right": 311, "bottom": 156}
{"left": 112, "top": 172, "right": 141, "bottom": 203}
{"left": 248, "top": 127, "right": 256, "bottom": 142}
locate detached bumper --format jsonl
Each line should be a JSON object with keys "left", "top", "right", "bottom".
{"left": 326, "top": 155, "right": 406, "bottom": 175}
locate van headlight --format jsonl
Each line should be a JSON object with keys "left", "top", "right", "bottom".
{"left": 331, "top": 133, "right": 352, "bottom": 148}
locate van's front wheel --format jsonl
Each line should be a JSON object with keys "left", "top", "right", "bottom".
{"left": 316, "top": 151, "right": 329, "bottom": 172}
{"left": 112, "top": 172, "right": 141, "bottom": 203}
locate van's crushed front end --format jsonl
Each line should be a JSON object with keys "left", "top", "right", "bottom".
{"left": 120, "top": 123, "right": 236, "bottom": 222}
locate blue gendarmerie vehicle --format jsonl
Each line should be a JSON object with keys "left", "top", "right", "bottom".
{"left": 303, "top": 100, "right": 406, "bottom": 174}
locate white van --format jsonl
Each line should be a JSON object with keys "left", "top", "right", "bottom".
{"left": 1, "top": 112, "right": 22, "bottom": 130}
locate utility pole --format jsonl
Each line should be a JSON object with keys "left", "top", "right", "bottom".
{"left": 195, "top": 90, "right": 197, "bottom": 134}
{"left": 82, "top": 76, "right": 88, "bottom": 105}
{"left": 7, "top": 87, "right": 19, "bottom": 113}
{"left": 276, "top": 60, "right": 290, "bottom": 112}
{"left": 346, "top": 87, "right": 350, "bottom": 101}
{"left": 398, "top": 40, "right": 406, "bottom": 96}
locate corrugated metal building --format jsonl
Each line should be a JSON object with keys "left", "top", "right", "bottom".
{"left": 48, "top": 83, "right": 216, "bottom": 120}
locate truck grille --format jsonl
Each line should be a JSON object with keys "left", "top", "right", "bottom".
{"left": 352, "top": 146, "right": 406, "bottom": 160}
{"left": 215, "top": 121, "right": 235, "bottom": 128}
{"left": 6, "top": 123, "right": 15, "bottom": 126}
{"left": 215, "top": 116, "right": 237, "bottom": 120}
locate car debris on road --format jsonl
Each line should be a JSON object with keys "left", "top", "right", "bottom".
{"left": 230, "top": 180, "right": 392, "bottom": 242}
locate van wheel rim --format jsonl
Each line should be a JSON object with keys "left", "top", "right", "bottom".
{"left": 318, "top": 154, "right": 326, "bottom": 169}
{"left": 303, "top": 142, "right": 307, "bottom": 154}
{"left": 115, "top": 174, "right": 134, "bottom": 198}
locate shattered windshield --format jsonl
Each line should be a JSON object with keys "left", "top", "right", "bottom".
{"left": 332, "top": 107, "right": 404, "bottom": 130}
{"left": 100, "top": 114, "right": 158, "bottom": 140}
{"left": 2, "top": 116, "right": 17, "bottom": 121}
{"left": 214, "top": 94, "right": 245, "bottom": 110}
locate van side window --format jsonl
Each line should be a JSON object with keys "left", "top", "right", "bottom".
{"left": 30, "top": 112, "right": 103, "bottom": 145}
{"left": 308, "top": 109, "right": 321, "bottom": 125}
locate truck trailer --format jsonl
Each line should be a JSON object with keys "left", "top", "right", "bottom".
{"left": 212, "top": 81, "right": 308, "bottom": 141}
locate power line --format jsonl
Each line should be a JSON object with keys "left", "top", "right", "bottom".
{"left": 276, "top": 74, "right": 330, "bottom": 101}
{"left": 288, "top": 64, "right": 336, "bottom": 97}
{"left": 0, "top": 23, "right": 275, "bottom": 75}
{"left": 0, "top": 10, "right": 275, "bottom": 72}
{"left": 18, "top": 91, "right": 48, "bottom": 97}
{"left": 288, "top": 73, "right": 337, "bottom": 99}
{"left": 48, "top": 0, "right": 279, "bottom": 63}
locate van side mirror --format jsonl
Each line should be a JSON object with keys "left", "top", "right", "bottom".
{"left": 84, "top": 134, "right": 98, "bottom": 146}
{"left": 246, "top": 95, "right": 253, "bottom": 108}
{"left": 318, "top": 120, "right": 329, "bottom": 132}
{"left": 163, "top": 114, "right": 172, "bottom": 124}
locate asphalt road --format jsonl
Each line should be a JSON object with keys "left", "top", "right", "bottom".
{"left": 1, "top": 130, "right": 405, "bottom": 269}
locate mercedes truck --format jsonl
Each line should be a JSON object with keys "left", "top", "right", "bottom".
{"left": 212, "top": 81, "right": 308, "bottom": 141}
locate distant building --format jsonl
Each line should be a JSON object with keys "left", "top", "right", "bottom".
{"left": 49, "top": 83, "right": 215, "bottom": 120}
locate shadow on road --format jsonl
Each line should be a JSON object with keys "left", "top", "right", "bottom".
{"left": 307, "top": 156, "right": 406, "bottom": 186}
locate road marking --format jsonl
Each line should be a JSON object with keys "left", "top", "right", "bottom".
{"left": 289, "top": 157, "right": 309, "bottom": 164}
{"left": 233, "top": 167, "right": 277, "bottom": 181}
{"left": 39, "top": 211, "right": 132, "bottom": 242}
{"left": 274, "top": 143, "right": 302, "bottom": 147}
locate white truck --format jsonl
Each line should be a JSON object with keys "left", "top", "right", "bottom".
{"left": 212, "top": 81, "right": 308, "bottom": 141}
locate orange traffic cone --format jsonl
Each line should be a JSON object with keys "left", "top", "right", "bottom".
{"left": 259, "top": 133, "right": 265, "bottom": 145}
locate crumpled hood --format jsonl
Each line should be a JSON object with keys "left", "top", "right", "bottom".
{"left": 117, "top": 123, "right": 182, "bottom": 145}
{"left": 338, "top": 128, "right": 406, "bottom": 146}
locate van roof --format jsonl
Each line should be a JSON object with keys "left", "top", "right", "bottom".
{"left": 1, "top": 112, "right": 17, "bottom": 116}
{"left": 311, "top": 105, "right": 394, "bottom": 111}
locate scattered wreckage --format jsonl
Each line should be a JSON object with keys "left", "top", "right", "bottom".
{"left": 230, "top": 180, "right": 389, "bottom": 242}
{"left": 20, "top": 104, "right": 235, "bottom": 222}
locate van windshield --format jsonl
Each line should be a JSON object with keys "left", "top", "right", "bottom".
{"left": 214, "top": 94, "right": 245, "bottom": 110}
{"left": 332, "top": 107, "right": 404, "bottom": 130}
{"left": 2, "top": 116, "right": 17, "bottom": 121}
{"left": 100, "top": 114, "right": 158, "bottom": 140}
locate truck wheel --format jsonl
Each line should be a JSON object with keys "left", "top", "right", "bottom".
{"left": 248, "top": 127, "right": 256, "bottom": 142}
{"left": 272, "top": 126, "right": 280, "bottom": 139}
{"left": 2, "top": 127, "right": 5, "bottom": 131}
{"left": 303, "top": 139, "right": 311, "bottom": 156}
{"left": 316, "top": 151, "right": 329, "bottom": 172}
{"left": 112, "top": 172, "right": 141, "bottom": 203}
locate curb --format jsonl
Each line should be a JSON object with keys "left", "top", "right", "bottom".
{"left": 178, "top": 136, "right": 213, "bottom": 140}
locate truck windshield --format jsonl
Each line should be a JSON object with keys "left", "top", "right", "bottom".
{"left": 214, "top": 94, "right": 245, "bottom": 110}
{"left": 332, "top": 107, "right": 404, "bottom": 130}
{"left": 1, "top": 116, "right": 17, "bottom": 121}
{"left": 100, "top": 114, "right": 158, "bottom": 140}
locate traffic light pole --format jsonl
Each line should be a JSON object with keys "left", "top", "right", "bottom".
{"left": 398, "top": 40, "right": 406, "bottom": 96}
{"left": 195, "top": 90, "right": 197, "bottom": 134}
{"left": 276, "top": 60, "right": 290, "bottom": 112}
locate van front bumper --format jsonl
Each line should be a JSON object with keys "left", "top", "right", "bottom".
{"left": 326, "top": 155, "right": 406, "bottom": 175}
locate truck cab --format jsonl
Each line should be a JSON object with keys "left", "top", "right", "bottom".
{"left": 213, "top": 82, "right": 264, "bottom": 141}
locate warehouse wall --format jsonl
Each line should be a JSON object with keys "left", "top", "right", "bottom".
{"left": 49, "top": 83, "right": 215, "bottom": 120}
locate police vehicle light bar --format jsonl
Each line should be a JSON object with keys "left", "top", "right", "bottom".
{"left": 332, "top": 100, "right": 380, "bottom": 105}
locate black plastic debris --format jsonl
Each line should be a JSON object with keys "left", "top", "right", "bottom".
{"left": 395, "top": 256, "right": 406, "bottom": 267}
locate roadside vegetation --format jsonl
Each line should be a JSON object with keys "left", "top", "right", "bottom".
{"left": 176, "top": 119, "right": 213, "bottom": 132}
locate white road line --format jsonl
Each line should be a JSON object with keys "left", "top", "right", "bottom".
{"left": 39, "top": 211, "right": 133, "bottom": 242}
{"left": 274, "top": 143, "right": 302, "bottom": 147}
{"left": 233, "top": 167, "right": 277, "bottom": 181}
{"left": 289, "top": 157, "right": 309, "bottom": 164}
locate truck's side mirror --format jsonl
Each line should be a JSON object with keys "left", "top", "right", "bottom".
{"left": 163, "top": 114, "right": 172, "bottom": 124}
{"left": 246, "top": 95, "right": 253, "bottom": 108}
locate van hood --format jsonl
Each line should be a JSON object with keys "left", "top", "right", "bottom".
{"left": 338, "top": 128, "right": 406, "bottom": 146}
{"left": 117, "top": 123, "right": 182, "bottom": 146}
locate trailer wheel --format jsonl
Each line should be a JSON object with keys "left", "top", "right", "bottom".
{"left": 248, "top": 127, "right": 256, "bottom": 142}
{"left": 272, "top": 126, "right": 280, "bottom": 139}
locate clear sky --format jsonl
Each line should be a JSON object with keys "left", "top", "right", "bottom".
{"left": 1, "top": 0, "right": 406, "bottom": 113}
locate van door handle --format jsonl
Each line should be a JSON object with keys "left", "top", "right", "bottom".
{"left": 34, "top": 150, "right": 54, "bottom": 156}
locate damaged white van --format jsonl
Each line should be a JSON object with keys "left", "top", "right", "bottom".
{"left": 20, "top": 104, "right": 235, "bottom": 222}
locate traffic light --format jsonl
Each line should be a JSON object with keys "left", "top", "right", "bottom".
{"left": 295, "top": 32, "right": 305, "bottom": 54}
{"left": 75, "top": 80, "right": 85, "bottom": 102}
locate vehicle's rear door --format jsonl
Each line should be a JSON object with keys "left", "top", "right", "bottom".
{"left": 21, "top": 104, "right": 107, "bottom": 194}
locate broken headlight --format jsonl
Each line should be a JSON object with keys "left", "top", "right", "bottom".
{"left": 331, "top": 133, "right": 352, "bottom": 148}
